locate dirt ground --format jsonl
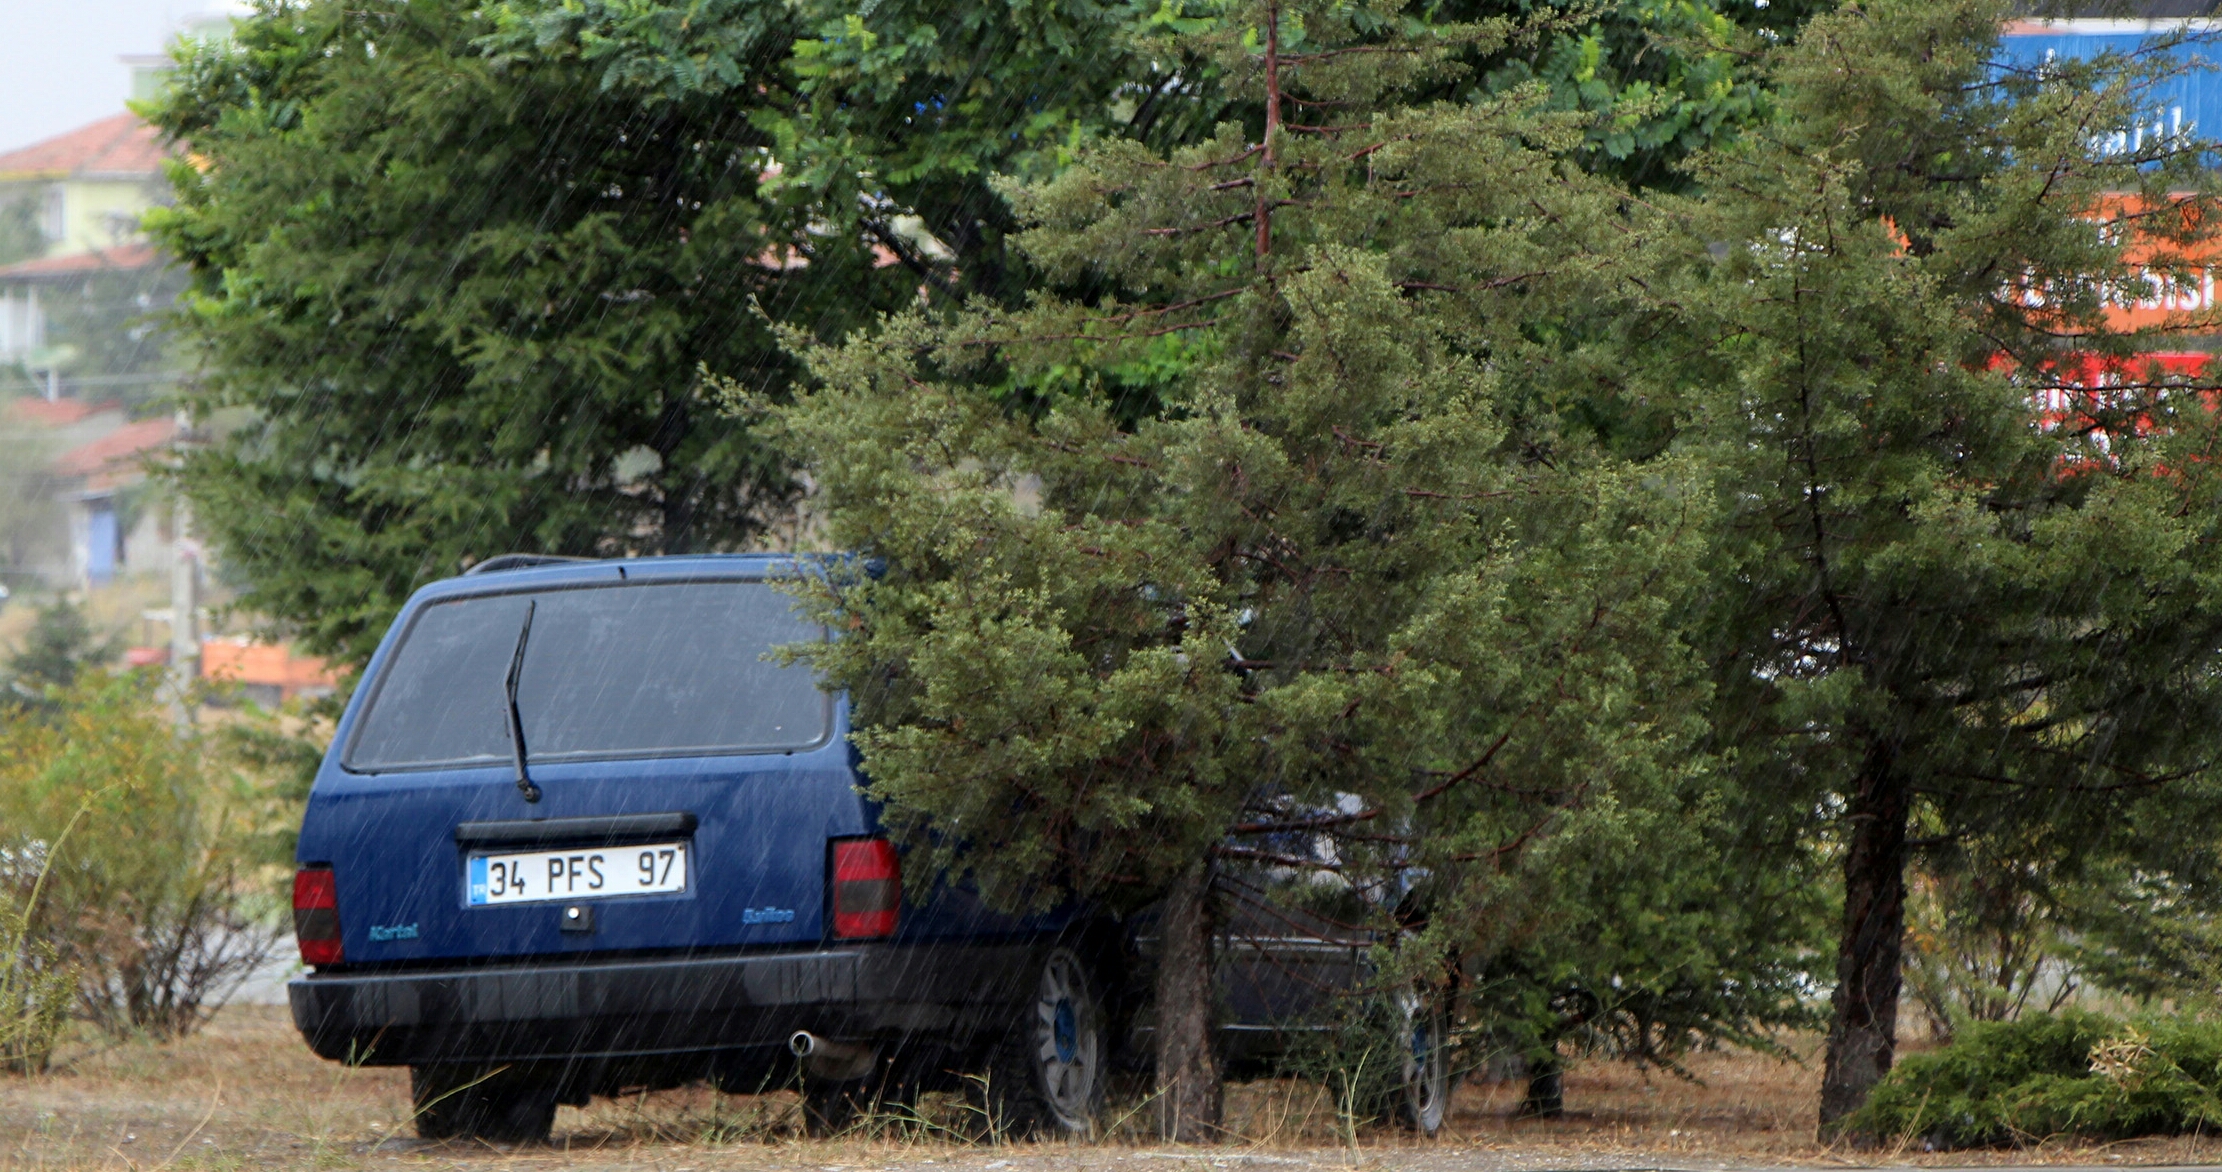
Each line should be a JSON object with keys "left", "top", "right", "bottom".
{"left": 10, "top": 1008, "right": 2222, "bottom": 1172}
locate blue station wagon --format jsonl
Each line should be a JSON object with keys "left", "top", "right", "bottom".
{"left": 287, "top": 554, "right": 1450, "bottom": 1142}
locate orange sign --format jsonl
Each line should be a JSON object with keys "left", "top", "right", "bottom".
{"left": 2048, "top": 194, "right": 2222, "bottom": 334}
{"left": 200, "top": 638, "right": 340, "bottom": 701}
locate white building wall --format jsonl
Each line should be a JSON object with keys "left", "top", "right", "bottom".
{"left": 120, "top": 498, "right": 174, "bottom": 576}
{"left": 0, "top": 287, "right": 43, "bottom": 360}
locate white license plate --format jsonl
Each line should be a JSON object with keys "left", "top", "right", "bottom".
{"left": 467, "top": 841, "right": 689, "bottom": 906}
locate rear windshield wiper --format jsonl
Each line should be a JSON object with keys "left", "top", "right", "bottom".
{"left": 505, "top": 599, "right": 541, "bottom": 803}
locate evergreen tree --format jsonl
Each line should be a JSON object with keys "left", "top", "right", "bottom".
{"left": 148, "top": 0, "right": 1252, "bottom": 670}
{"left": 150, "top": 0, "right": 1839, "bottom": 671}
{"left": 756, "top": 0, "right": 1776, "bottom": 1137}
{"left": 5, "top": 599, "right": 121, "bottom": 697}
{"left": 1633, "top": 0, "right": 2222, "bottom": 1129}
{"left": 145, "top": 0, "right": 915, "bottom": 667}
{"left": 150, "top": 0, "right": 1836, "bottom": 677}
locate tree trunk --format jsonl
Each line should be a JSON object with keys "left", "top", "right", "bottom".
{"left": 1819, "top": 746, "right": 1912, "bottom": 1135}
{"left": 653, "top": 399, "right": 695, "bottom": 555}
{"left": 1156, "top": 858, "right": 1222, "bottom": 1143}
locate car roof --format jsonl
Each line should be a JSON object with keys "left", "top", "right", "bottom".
{"left": 406, "top": 553, "right": 838, "bottom": 606}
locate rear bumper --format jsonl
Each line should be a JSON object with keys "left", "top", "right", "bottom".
{"left": 289, "top": 943, "right": 1035, "bottom": 1066}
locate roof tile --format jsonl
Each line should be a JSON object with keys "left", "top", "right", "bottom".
{"left": 5, "top": 397, "right": 101, "bottom": 427}
{"left": 0, "top": 242, "right": 162, "bottom": 282}
{"left": 0, "top": 114, "right": 167, "bottom": 182}
{"left": 52, "top": 416, "right": 174, "bottom": 484}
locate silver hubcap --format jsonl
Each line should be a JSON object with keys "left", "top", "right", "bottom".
{"left": 1401, "top": 993, "right": 1448, "bottom": 1134}
{"left": 1033, "top": 951, "right": 1099, "bottom": 1129}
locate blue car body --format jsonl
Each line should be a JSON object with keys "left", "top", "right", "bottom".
{"left": 288, "top": 555, "right": 1094, "bottom": 1092}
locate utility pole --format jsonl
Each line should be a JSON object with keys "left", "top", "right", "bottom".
{"left": 171, "top": 501, "right": 199, "bottom": 697}
{"left": 170, "top": 409, "right": 200, "bottom": 713}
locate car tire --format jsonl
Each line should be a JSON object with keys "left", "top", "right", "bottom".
{"left": 1396, "top": 996, "right": 1453, "bottom": 1137}
{"left": 411, "top": 1065, "right": 557, "bottom": 1144}
{"left": 972, "top": 947, "right": 1105, "bottom": 1138}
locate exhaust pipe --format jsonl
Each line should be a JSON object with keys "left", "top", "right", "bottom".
{"left": 789, "top": 1030, "right": 878, "bottom": 1081}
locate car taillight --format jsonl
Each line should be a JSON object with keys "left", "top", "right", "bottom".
{"left": 293, "top": 867, "right": 343, "bottom": 966}
{"left": 831, "top": 838, "right": 899, "bottom": 939}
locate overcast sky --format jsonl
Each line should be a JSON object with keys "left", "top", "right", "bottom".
{"left": 3, "top": 0, "right": 246, "bottom": 154}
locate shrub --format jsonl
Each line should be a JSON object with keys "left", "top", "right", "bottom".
{"left": 0, "top": 846, "right": 74, "bottom": 1073}
{"left": 0, "top": 672, "right": 306, "bottom": 1041}
{"left": 1273, "top": 987, "right": 1422, "bottom": 1128}
{"left": 1856, "top": 1011, "right": 2222, "bottom": 1147}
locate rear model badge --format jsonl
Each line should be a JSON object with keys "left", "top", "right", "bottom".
{"left": 368, "top": 923, "right": 420, "bottom": 942}
{"left": 741, "top": 907, "right": 796, "bottom": 925}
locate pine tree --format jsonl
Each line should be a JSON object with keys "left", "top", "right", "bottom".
{"left": 1632, "top": 0, "right": 2222, "bottom": 1129}
{"left": 145, "top": 0, "right": 919, "bottom": 667}
{"left": 5, "top": 599, "right": 121, "bottom": 698}
{"left": 756, "top": 0, "right": 1748, "bottom": 1137}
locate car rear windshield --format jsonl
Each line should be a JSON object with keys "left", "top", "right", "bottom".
{"left": 344, "top": 580, "right": 829, "bottom": 772}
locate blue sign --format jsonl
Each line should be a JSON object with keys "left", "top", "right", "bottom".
{"left": 1998, "top": 20, "right": 2222, "bottom": 156}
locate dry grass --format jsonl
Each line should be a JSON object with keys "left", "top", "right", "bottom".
{"left": 4, "top": 1006, "right": 2221, "bottom": 1172}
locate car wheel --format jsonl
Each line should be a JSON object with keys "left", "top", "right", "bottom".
{"left": 1396, "top": 996, "right": 1453, "bottom": 1137}
{"left": 411, "top": 1065, "right": 557, "bottom": 1144}
{"left": 974, "top": 947, "right": 1104, "bottom": 1137}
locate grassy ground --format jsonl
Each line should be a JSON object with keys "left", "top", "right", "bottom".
{"left": 10, "top": 1007, "right": 2222, "bottom": 1172}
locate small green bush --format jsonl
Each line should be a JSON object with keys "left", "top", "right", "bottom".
{"left": 1273, "top": 987, "right": 1419, "bottom": 1126}
{"left": 1856, "top": 1011, "right": 2222, "bottom": 1147}
{"left": 0, "top": 672, "right": 310, "bottom": 1042}
{"left": 0, "top": 877, "right": 73, "bottom": 1073}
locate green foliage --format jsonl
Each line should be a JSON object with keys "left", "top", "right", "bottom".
{"left": 1472, "top": 0, "right": 1829, "bottom": 190}
{"left": 1902, "top": 827, "right": 2083, "bottom": 1041}
{"left": 762, "top": 0, "right": 1700, "bottom": 903}
{"left": 0, "top": 816, "right": 75, "bottom": 1074}
{"left": 1464, "top": 781, "right": 1828, "bottom": 1073}
{"left": 0, "top": 672, "right": 300, "bottom": 1040}
{"left": 159, "top": 0, "right": 1841, "bottom": 676}
{"left": 479, "top": 0, "right": 1834, "bottom": 270}
{"left": 0, "top": 194, "right": 42, "bottom": 268}
{"left": 142, "top": 0, "right": 893, "bottom": 668}
{"left": 5, "top": 598, "right": 122, "bottom": 697}
{"left": 35, "top": 264, "right": 192, "bottom": 399}
{"left": 0, "top": 908, "right": 71, "bottom": 1075}
{"left": 746, "top": 0, "right": 1825, "bottom": 1110}
{"left": 1856, "top": 1013, "right": 2222, "bottom": 1147}
{"left": 1272, "top": 990, "right": 1423, "bottom": 1127}
{"left": 477, "top": 0, "right": 1229, "bottom": 307}
{"left": 1617, "top": 0, "right": 2222, "bottom": 1120}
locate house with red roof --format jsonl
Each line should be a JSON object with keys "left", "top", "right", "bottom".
{"left": 0, "top": 396, "right": 180, "bottom": 589}
{"left": 0, "top": 113, "right": 171, "bottom": 366}
{"left": 0, "top": 114, "right": 167, "bottom": 260}
{"left": 48, "top": 413, "right": 176, "bottom": 588}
